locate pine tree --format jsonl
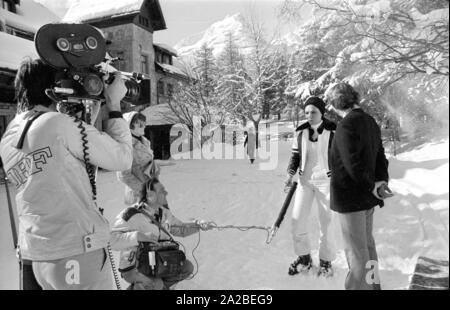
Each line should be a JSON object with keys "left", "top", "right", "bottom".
{"left": 168, "top": 44, "right": 226, "bottom": 136}
{"left": 216, "top": 32, "right": 247, "bottom": 125}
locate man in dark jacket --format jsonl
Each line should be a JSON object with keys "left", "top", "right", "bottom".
{"left": 325, "top": 83, "right": 392, "bottom": 290}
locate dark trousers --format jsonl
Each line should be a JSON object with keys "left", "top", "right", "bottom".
{"left": 21, "top": 260, "right": 42, "bottom": 290}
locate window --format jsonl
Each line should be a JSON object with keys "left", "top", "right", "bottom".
{"left": 157, "top": 81, "right": 165, "bottom": 97}
{"left": 156, "top": 51, "right": 163, "bottom": 63}
{"left": 139, "top": 15, "right": 149, "bottom": 28}
{"left": 140, "top": 54, "right": 149, "bottom": 74}
{"left": 1, "top": 0, "right": 11, "bottom": 12}
{"left": 167, "top": 84, "right": 173, "bottom": 97}
{"left": 163, "top": 54, "right": 172, "bottom": 65}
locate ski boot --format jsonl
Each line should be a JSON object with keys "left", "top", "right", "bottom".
{"left": 317, "top": 259, "right": 333, "bottom": 278}
{"left": 288, "top": 254, "right": 312, "bottom": 275}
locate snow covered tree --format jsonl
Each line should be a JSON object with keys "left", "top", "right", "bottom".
{"left": 263, "top": 49, "right": 290, "bottom": 120}
{"left": 282, "top": 0, "right": 449, "bottom": 77}
{"left": 194, "top": 43, "right": 220, "bottom": 98}
{"left": 229, "top": 15, "right": 286, "bottom": 142}
{"left": 216, "top": 32, "right": 248, "bottom": 125}
{"left": 280, "top": 0, "right": 449, "bottom": 139}
{"left": 168, "top": 46, "right": 226, "bottom": 134}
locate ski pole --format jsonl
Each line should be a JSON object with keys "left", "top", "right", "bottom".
{"left": 266, "top": 181, "right": 297, "bottom": 244}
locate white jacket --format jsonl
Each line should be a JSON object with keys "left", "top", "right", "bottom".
{"left": 111, "top": 204, "right": 199, "bottom": 272}
{"left": 0, "top": 107, "right": 132, "bottom": 261}
{"left": 117, "top": 135, "right": 160, "bottom": 205}
{"left": 117, "top": 111, "right": 160, "bottom": 205}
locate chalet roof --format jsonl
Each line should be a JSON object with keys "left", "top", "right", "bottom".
{"left": 0, "top": 0, "right": 59, "bottom": 34}
{"left": 141, "top": 103, "right": 180, "bottom": 126}
{"left": 63, "top": 0, "right": 166, "bottom": 31}
{"left": 154, "top": 42, "right": 178, "bottom": 57}
{"left": 155, "top": 62, "right": 188, "bottom": 79}
{"left": 0, "top": 32, "right": 38, "bottom": 71}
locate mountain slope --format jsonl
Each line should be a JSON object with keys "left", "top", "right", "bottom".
{"left": 175, "top": 13, "right": 251, "bottom": 58}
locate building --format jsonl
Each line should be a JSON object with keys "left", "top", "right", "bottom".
{"left": 63, "top": 0, "right": 181, "bottom": 109}
{"left": 149, "top": 43, "right": 189, "bottom": 159}
{"left": 64, "top": 0, "right": 189, "bottom": 159}
{"left": 0, "top": 0, "right": 59, "bottom": 139}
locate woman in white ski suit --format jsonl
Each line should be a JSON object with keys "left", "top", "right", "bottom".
{"left": 285, "top": 96, "right": 337, "bottom": 277}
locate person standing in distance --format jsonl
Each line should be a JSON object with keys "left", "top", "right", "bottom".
{"left": 244, "top": 128, "right": 257, "bottom": 164}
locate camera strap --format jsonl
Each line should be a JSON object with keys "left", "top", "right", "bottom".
{"left": 138, "top": 205, "right": 175, "bottom": 242}
{"left": 15, "top": 111, "right": 46, "bottom": 150}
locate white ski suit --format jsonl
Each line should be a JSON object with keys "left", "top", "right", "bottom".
{"left": 287, "top": 119, "right": 337, "bottom": 262}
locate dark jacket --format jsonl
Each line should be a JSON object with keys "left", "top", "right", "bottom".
{"left": 287, "top": 118, "right": 337, "bottom": 177}
{"left": 330, "top": 109, "right": 389, "bottom": 213}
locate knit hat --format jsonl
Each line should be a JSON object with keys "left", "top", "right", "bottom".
{"left": 123, "top": 111, "right": 146, "bottom": 129}
{"left": 304, "top": 96, "right": 326, "bottom": 116}
{"left": 123, "top": 111, "right": 138, "bottom": 127}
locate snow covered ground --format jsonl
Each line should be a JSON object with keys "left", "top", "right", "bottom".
{"left": 0, "top": 138, "right": 448, "bottom": 290}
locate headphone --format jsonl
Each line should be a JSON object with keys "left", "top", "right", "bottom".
{"left": 145, "top": 178, "right": 159, "bottom": 204}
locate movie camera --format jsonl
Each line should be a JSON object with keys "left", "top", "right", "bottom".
{"left": 35, "top": 23, "right": 150, "bottom": 112}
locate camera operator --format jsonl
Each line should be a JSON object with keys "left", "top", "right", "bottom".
{"left": 0, "top": 57, "right": 133, "bottom": 290}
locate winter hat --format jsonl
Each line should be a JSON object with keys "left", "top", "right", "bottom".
{"left": 123, "top": 111, "right": 146, "bottom": 129}
{"left": 123, "top": 111, "right": 138, "bottom": 128}
{"left": 304, "top": 96, "right": 326, "bottom": 117}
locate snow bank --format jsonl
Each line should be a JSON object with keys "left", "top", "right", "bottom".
{"left": 0, "top": 138, "right": 448, "bottom": 290}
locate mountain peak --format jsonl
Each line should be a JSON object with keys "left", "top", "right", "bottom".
{"left": 175, "top": 13, "right": 249, "bottom": 58}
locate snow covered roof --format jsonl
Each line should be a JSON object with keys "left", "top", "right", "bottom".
{"left": 63, "top": 0, "right": 142, "bottom": 22}
{"left": 141, "top": 103, "right": 180, "bottom": 126}
{"left": 156, "top": 62, "right": 188, "bottom": 78}
{"left": 154, "top": 42, "right": 178, "bottom": 57}
{"left": 0, "top": 0, "right": 59, "bottom": 34}
{"left": 63, "top": 0, "right": 166, "bottom": 30}
{"left": 0, "top": 32, "right": 38, "bottom": 70}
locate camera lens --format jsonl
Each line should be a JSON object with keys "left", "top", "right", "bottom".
{"left": 125, "top": 79, "right": 140, "bottom": 101}
{"left": 83, "top": 74, "right": 104, "bottom": 96}
{"left": 56, "top": 38, "right": 70, "bottom": 52}
{"left": 85, "top": 36, "right": 98, "bottom": 50}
